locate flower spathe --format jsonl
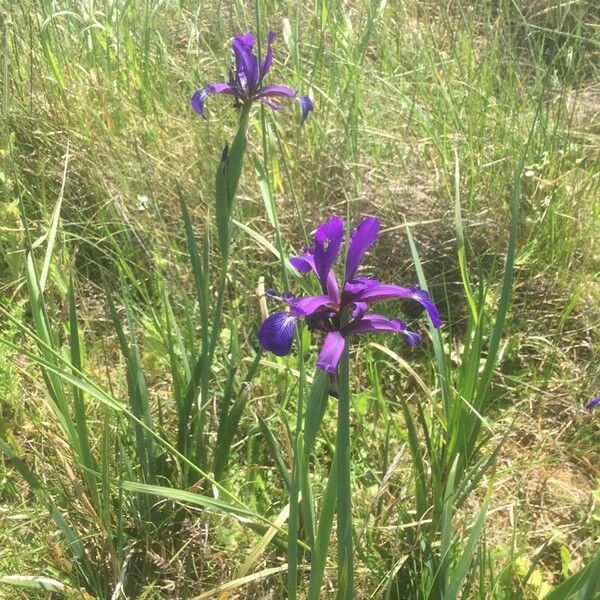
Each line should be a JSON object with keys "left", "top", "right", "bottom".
{"left": 258, "top": 215, "right": 442, "bottom": 374}
{"left": 191, "top": 32, "right": 313, "bottom": 124}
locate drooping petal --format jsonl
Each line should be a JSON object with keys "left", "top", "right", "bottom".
{"left": 191, "top": 84, "right": 238, "bottom": 118}
{"left": 585, "top": 395, "right": 600, "bottom": 410}
{"left": 260, "top": 31, "right": 276, "bottom": 81}
{"left": 313, "top": 216, "right": 344, "bottom": 299}
{"left": 258, "top": 311, "right": 298, "bottom": 356}
{"left": 345, "top": 216, "right": 380, "bottom": 283}
{"left": 191, "top": 89, "right": 210, "bottom": 118}
{"left": 291, "top": 294, "right": 335, "bottom": 317}
{"left": 233, "top": 33, "right": 259, "bottom": 93}
{"left": 344, "top": 314, "right": 421, "bottom": 346}
{"left": 298, "top": 95, "right": 313, "bottom": 124}
{"left": 355, "top": 284, "right": 442, "bottom": 328}
{"left": 316, "top": 331, "right": 346, "bottom": 374}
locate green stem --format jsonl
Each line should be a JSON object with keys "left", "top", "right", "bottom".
{"left": 336, "top": 345, "right": 353, "bottom": 599}
{"left": 193, "top": 105, "right": 251, "bottom": 470}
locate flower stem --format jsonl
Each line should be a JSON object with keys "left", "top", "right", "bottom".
{"left": 193, "top": 105, "right": 250, "bottom": 470}
{"left": 336, "top": 344, "right": 353, "bottom": 598}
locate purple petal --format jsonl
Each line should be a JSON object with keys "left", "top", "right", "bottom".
{"left": 260, "top": 31, "right": 276, "bottom": 81}
{"left": 585, "top": 395, "right": 600, "bottom": 410}
{"left": 256, "top": 84, "right": 298, "bottom": 98}
{"left": 206, "top": 82, "right": 236, "bottom": 95}
{"left": 258, "top": 311, "right": 298, "bottom": 356}
{"left": 191, "top": 89, "right": 210, "bottom": 118}
{"left": 291, "top": 248, "right": 340, "bottom": 304}
{"left": 316, "top": 331, "right": 346, "bottom": 374}
{"left": 290, "top": 251, "right": 313, "bottom": 273}
{"left": 351, "top": 301, "right": 367, "bottom": 319}
{"left": 356, "top": 284, "right": 442, "bottom": 328}
{"left": 313, "top": 216, "right": 344, "bottom": 299}
{"left": 298, "top": 95, "right": 313, "bottom": 124}
{"left": 291, "top": 294, "right": 335, "bottom": 317}
{"left": 345, "top": 217, "right": 380, "bottom": 283}
{"left": 237, "top": 32, "right": 255, "bottom": 48}
{"left": 233, "top": 33, "right": 259, "bottom": 92}
{"left": 191, "top": 84, "right": 237, "bottom": 118}
{"left": 343, "top": 314, "right": 421, "bottom": 346}
{"left": 344, "top": 276, "right": 380, "bottom": 297}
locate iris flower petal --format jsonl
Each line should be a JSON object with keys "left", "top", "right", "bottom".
{"left": 258, "top": 311, "right": 298, "bottom": 356}
{"left": 256, "top": 84, "right": 298, "bottom": 98}
{"left": 191, "top": 84, "right": 236, "bottom": 117}
{"left": 316, "top": 331, "right": 346, "bottom": 374}
{"left": 290, "top": 251, "right": 314, "bottom": 273}
{"left": 191, "top": 89, "right": 210, "bottom": 118}
{"left": 356, "top": 284, "right": 442, "bottom": 328}
{"left": 292, "top": 295, "right": 335, "bottom": 317}
{"left": 585, "top": 395, "right": 600, "bottom": 410}
{"left": 345, "top": 216, "right": 380, "bottom": 283}
{"left": 206, "top": 82, "right": 236, "bottom": 94}
{"left": 347, "top": 314, "right": 421, "bottom": 346}
{"left": 260, "top": 31, "right": 276, "bottom": 81}
{"left": 290, "top": 248, "right": 340, "bottom": 303}
{"left": 298, "top": 95, "right": 314, "bottom": 124}
{"left": 314, "top": 216, "right": 344, "bottom": 299}
{"left": 344, "top": 276, "right": 380, "bottom": 297}
{"left": 233, "top": 33, "right": 259, "bottom": 92}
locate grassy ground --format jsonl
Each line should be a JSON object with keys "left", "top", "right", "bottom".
{"left": 1, "top": 0, "right": 599, "bottom": 598}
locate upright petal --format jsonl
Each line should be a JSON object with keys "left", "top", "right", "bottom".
{"left": 316, "top": 331, "right": 346, "bottom": 374}
{"left": 191, "top": 89, "right": 210, "bottom": 118}
{"left": 255, "top": 84, "right": 297, "bottom": 98}
{"left": 356, "top": 284, "right": 442, "bottom": 328}
{"left": 290, "top": 248, "right": 340, "bottom": 304}
{"left": 289, "top": 249, "right": 314, "bottom": 273}
{"left": 233, "top": 33, "right": 259, "bottom": 92}
{"left": 258, "top": 311, "right": 298, "bottom": 356}
{"left": 345, "top": 217, "right": 380, "bottom": 283}
{"left": 260, "top": 31, "right": 276, "bottom": 81}
{"left": 343, "top": 314, "right": 421, "bottom": 346}
{"left": 585, "top": 395, "right": 600, "bottom": 410}
{"left": 313, "top": 216, "right": 344, "bottom": 298}
{"left": 298, "top": 95, "right": 314, "bottom": 124}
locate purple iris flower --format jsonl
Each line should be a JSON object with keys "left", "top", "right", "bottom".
{"left": 191, "top": 32, "right": 313, "bottom": 124}
{"left": 258, "top": 215, "right": 442, "bottom": 375}
{"left": 586, "top": 395, "right": 600, "bottom": 410}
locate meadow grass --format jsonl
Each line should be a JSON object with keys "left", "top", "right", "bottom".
{"left": 1, "top": 0, "right": 599, "bottom": 598}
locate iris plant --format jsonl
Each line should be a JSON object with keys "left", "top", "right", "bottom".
{"left": 259, "top": 215, "right": 442, "bottom": 376}
{"left": 191, "top": 32, "right": 313, "bottom": 124}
